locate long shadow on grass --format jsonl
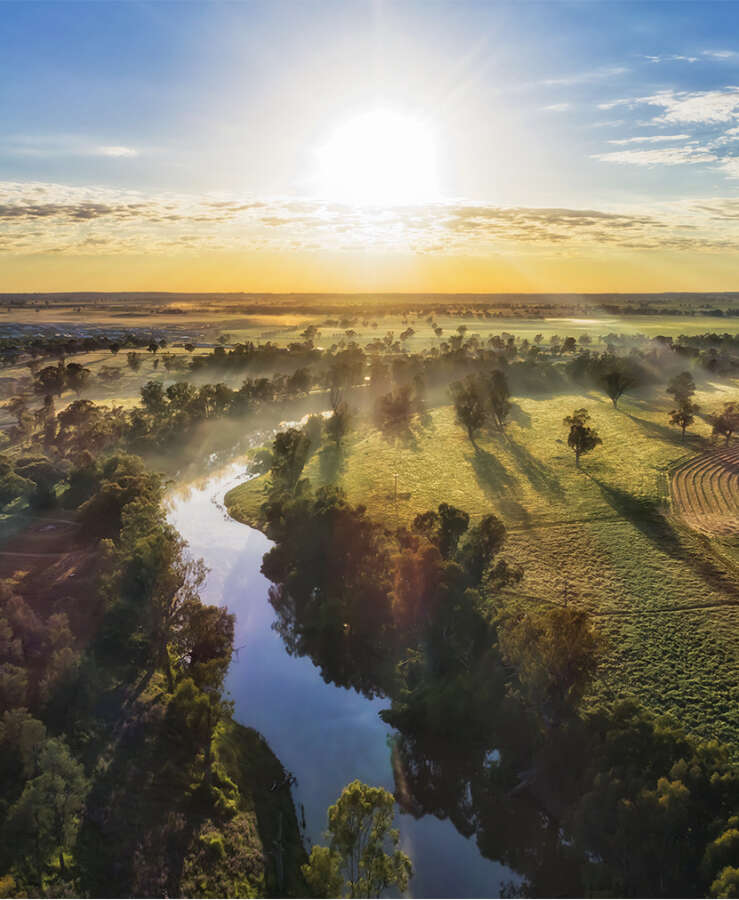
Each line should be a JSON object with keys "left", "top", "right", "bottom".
{"left": 503, "top": 434, "right": 564, "bottom": 499}
{"left": 624, "top": 412, "right": 705, "bottom": 451}
{"left": 508, "top": 402, "right": 532, "bottom": 429}
{"left": 469, "top": 446, "right": 530, "bottom": 523}
{"left": 319, "top": 443, "right": 345, "bottom": 482}
{"left": 587, "top": 474, "right": 739, "bottom": 601}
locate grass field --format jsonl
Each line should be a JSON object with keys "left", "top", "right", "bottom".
{"left": 227, "top": 384, "right": 739, "bottom": 747}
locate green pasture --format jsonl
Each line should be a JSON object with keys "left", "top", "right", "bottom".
{"left": 227, "top": 386, "right": 739, "bottom": 746}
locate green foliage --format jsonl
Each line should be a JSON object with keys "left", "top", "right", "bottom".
{"left": 711, "top": 866, "right": 739, "bottom": 898}
{"left": 669, "top": 399, "right": 699, "bottom": 440}
{"left": 6, "top": 737, "right": 88, "bottom": 884}
{"left": 667, "top": 370, "right": 696, "bottom": 406}
{"left": 596, "top": 356, "right": 640, "bottom": 408}
{"left": 563, "top": 408, "right": 602, "bottom": 466}
{"left": 262, "top": 487, "right": 395, "bottom": 696}
{"left": 500, "top": 604, "right": 603, "bottom": 721}
{"left": 303, "top": 780, "right": 412, "bottom": 898}
{"left": 303, "top": 845, "right": 344, "bottom": 898}
{"left": 709, "top": 401, "right": 738, "bottom": 445}
{"left": 450, "top": 376, "right": 486, "bottom": 443}
{"left": 270, "top": 428, "right": 312, "bottom": 495}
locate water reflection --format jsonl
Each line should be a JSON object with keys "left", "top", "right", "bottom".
{"left": 167, "top": 461, "right": 514, "bottom": 897}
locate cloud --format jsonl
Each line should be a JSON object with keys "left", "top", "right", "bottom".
{"left": 601, "top": 87, "right": 739, "bottom": 123}
{"left": 96, "top": 145, "right": 138, "bottom": 158}
{"left": 0, "top": 135, "right": 141, "bottom": 159}
{"left": 644, "top": 54, "right": 698, "bottom": 64}
{"left": 702, "top": 50, "right": 737, "bottom": 60}
{"left": 540, "top": 65, "right": 629, "bottom": 87}
{"left": 607, "top": 133, "right": 691, "bottom": 145}
{"left": 592, "top": 145, "right": 717, "bottom": 166}
{"left": 647, "top": 88, "right": 739, "bottom": 123}
{"left": 718, "top": 157, "right": 739, "bottom": 178}
{"left": 2, "top": 180, "right": 739, "bottom": 257}
{"left": 541, "top": 103, "right": 571, "bottom": 112}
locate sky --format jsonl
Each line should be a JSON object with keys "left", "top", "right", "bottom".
{"left": 4, "top": 0, "right": 739, "bottom": 293}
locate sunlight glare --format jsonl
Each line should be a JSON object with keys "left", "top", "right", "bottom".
{"left": 314, "top": 109, "right": 439, "bottom": 204}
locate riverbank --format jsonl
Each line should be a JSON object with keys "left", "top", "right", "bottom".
{"left": 224, "top": 400, "right": 738, "bottom": 749}
{"left": 224, "top": 474, "right": 269, "bottom": 531}
{"left": 212, "top": 719, "right": 307, "bottom": 897}
{"left": 170, "top": 456, "right": 514, "bottom": 897}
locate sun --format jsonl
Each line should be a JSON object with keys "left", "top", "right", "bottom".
{"left": 313, "top": 109, "right": 439, "bottom": 205}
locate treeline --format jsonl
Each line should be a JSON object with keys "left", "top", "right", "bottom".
{"left": 252, "top": 455, "right": 739, "bottom": 898}
{"left": 0, "top": 448, "right": 305, "bottom": 896}
{"left": 0, "top": 332, "right": 158, "bottom": 368}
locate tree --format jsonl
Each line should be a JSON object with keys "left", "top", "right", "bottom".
{"left": 564, "top": 408, "right": 602, "bottom": 467}
{"left": 326, "top": 401, "right": 352, "bottom": 448}
{"left": 600, "top": 364, "right": 635, "bottom": 409}
{"left": 302, "top": 780, "right": 412, "bottom": 898}
{"left": 667, "top": 371, "right": 696, "bottom": 406}
{"left": 140, "top": 381, "right": 168, "bottom": 417}
{"left": 65, "top": 362, "right": 91, "bottom": 395}
{"left": 484, "top": 369, "right": 511, "bottom": 429}
{"left": 35, "top": 364, "right": 65, "bottom": 397}
{"left": 271, "top": 428, "right": 311, "bottom": 495}
{"left": 165, "top": 381, "right": 197, "bottom": 414}
{"left": 669, "top": 400, "right": 699, "bottom": 442}
{"left": 119, "top": 506, "right": 207, "bottom": 692}
{"left": 458, "top": 513, "right": 506, "bottom": 583}
{"left": 7, "top": 737, "right": 88, "bottom": 881}
{"left": 710, "top": 401, "right": 738, "bottom": 446}
{"left": 499, "top": 605, "right": 603, "bottom": 722}
{"left": 374, "top": 387, "right": 414, "bottom": 440}
{"left": 126, "top": 351, "right": 141, "bottom": 372}
{"left": 303, "top": 414, "right": 324, "bottom": 453}
{"left": 450, "top": 377, "right": 486, "bottom": 445}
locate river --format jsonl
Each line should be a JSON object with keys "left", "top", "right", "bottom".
{"left": 167, "top": 457, "right": 513, "bottom": 897}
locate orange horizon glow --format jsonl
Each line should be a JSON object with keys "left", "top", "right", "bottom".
{"left": 4, "top": 248, "right": 739, "bottom": 295}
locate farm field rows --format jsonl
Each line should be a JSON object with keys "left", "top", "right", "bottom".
{"left": 671, "top": 446, "right": 739, "bottom": 536}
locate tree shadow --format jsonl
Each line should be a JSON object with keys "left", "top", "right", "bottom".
{"left": 624, "top": 412, "right": 705, "bottom": 450}
{"left": 318, "top": 444, "right": 344, "bottom": 482}
{"left": 587, "top": 473, "right": 738, "bottom": 600}
{"left": 75, "top": 698, "right": 203, "bottom": 898}
{"left": 469, "top": 447, "right": 530, "bottom": 523}
{"left": 508, "top": 403, "right": 532, "bottom": 429}
{"left": 470, "top": 447, "right": 518, "bottom": 498}
{"left": 377, "top": 425, "right": 420, "bottom": 452}
{"left": 504, "top": 435, "right": 564, "bottom": 499}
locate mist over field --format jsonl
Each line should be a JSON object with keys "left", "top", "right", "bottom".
{"left": 2, "top": 0, "right": 739, "bottom": 897}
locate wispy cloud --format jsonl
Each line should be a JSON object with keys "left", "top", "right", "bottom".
{"left": 540, "top": 65, "right": 629, "bottom": 87}
{"left": 592, "top": 145, "right": 717, "bottom": 166}
{"left": 2, "top": 180, "right": 739, "bottom": 258}
{"left": 718, "top": 157, "right": 739, "bottom": 178}
{"left": 0, "top": 134, "right": 141, "bottom": 159}
{"left": 702, "top": 50, "right": 737, "bottom": 60}
{"left": 607, "top": 133, "right": 691, "bottom": 145}
{"left": 541, "top": 103, "right": 571, "bottom": 112}
{"left": 600, "top": 87, "right": 739, "bottom": 123}
{"left": 96, "top": 145, "right": 139, "bottom": 158}
{"left": 644, "top": 54, "right": 698, "bottom": 64}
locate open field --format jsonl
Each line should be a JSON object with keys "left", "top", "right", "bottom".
{"left": 227, "top": 385, "right": 739, "bottom": 746}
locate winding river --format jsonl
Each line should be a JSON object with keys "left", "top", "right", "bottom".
{"left": 167, "top": 457, "right": 513, "bottom": 897}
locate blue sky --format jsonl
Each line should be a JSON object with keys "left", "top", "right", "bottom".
{"left": 4, "top": 1, "right": 739, "bottom": 291}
